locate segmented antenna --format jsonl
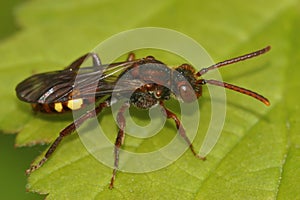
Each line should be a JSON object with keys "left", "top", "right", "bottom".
{"left": 197, "top": 46, "right": 271, "bottom": 76}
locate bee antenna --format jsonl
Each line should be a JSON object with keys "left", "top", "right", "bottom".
{"left": 196, "top": 46, "right": 271, "bottom": 76}
{"left": 199, "top": 79, "right": 270, "bottom": 106}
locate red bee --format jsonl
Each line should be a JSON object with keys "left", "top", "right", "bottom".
{"left": 16, "top": 46, "right": 271, "bottom": 188}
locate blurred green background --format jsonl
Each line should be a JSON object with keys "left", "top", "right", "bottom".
{"left": 0, "top": 134, "right": 44, "bottom": 199}
{"left": 0, "top": 1, "right": 43, "bottom": 199}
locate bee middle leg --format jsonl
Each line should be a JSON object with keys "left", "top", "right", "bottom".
{"left": 109, "top": 103, "right": 130, "bottom": 189}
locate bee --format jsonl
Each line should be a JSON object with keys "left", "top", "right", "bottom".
{"left": 16, "top": 46, "right": 271, "bottom": 188}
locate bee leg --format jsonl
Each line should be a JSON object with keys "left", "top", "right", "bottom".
{"left": 159, "top": 102, "right": 206, "bottom": 161}
{"left": 26, "top": 100, "right": 111, "bottom": 175}
{"left": 89, "top": 52, "right": 102, "bottom": 67}
{"left": 64, "top": 53, "right": 90, "bottom": 71}
{"left": 127, "top": 52, "right": 135, "bottom": 61}
{"left": 65, "top": 52, "right": 102, "bottom": 71}
{"left": 109, "top": 103, "right": 129, "bottom": 189}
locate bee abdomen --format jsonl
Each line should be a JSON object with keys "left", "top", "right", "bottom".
{"left": 31, "top": 99, "right": 86, "bottom": 113}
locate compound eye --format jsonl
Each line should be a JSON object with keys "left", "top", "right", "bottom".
{"left": 179, "top": 84, "right": 196, "bottom": 102}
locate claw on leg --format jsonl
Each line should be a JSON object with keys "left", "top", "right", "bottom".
{"left": 26, "top": 158, "right": 47, "bottom": 175}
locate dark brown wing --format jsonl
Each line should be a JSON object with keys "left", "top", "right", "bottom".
{"left": 16, "top": 69, "right": 76, "bottom": 103}
{"left": 15, "top": 60, "right": 143, "bottom": 104}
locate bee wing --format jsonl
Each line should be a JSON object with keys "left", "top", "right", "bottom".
{"left": 73, "top": 78, "right": 146, "bottom": 99}
{"left": 16, "top": 70, "right": 74, "bottom": 103}
{"left": 15, "top": 59, "right": 140, "bottom": 104}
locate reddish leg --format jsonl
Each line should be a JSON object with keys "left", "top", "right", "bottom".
{"left": 127, "top": 52, "right": 135, "bottom": 61}
{"left": 26, "top": 100, "right": 111, "bottom": 175}
{"left": 160, "top": 102, "right": 206, "bottom": 160}
{"left": 109, "top": 103, "right": 129, "bottom": 189}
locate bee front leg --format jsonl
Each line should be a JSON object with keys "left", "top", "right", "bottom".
{"left": 159, "top": 102, "right": 206, "bottom": 161}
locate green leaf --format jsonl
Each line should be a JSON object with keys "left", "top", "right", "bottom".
{"left": 1, "top": 0, "right": 299, "bottom": 199}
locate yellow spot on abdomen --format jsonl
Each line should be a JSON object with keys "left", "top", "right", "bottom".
{"left": 54, "top": 103, "right": 63, "bottom": 112}
{"left": 67, "top": 99, "right": 83, "bottom": 110}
